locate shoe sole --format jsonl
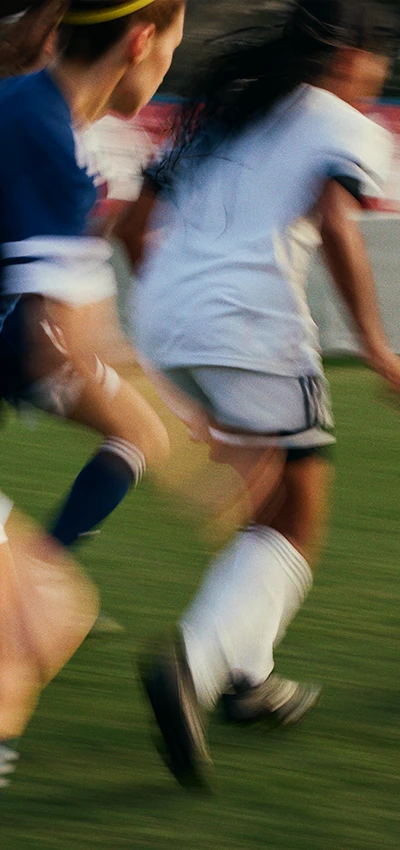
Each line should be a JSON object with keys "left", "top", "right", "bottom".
{"left": 138, "top": 644, "right": 213, "bottom": 791}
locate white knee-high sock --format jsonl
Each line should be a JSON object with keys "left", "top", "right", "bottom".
{"left": 181, "top": 526, "right": 312, "bottom": 710}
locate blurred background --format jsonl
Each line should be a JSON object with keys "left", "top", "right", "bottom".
{"left": 2, "top": 3, "right": 400, "bottom": 849}
{"left": 164, "top": 0, "right": 400, "bottom": 96}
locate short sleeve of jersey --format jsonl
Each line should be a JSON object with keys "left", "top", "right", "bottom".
{"left": 316, "top": 90, "right": 393, "bottom": 200}
{"left": 0, "top": 71, "right": 97, "bottom": 245}
{"left": 82, "top": 115, "right": 154, "bottom": 202}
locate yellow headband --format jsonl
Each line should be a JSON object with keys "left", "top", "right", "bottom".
{"left": 63, "top": 0, "right": 155, "bottom": 25}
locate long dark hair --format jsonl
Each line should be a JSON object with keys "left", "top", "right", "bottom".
{"left": 156, "top": 0, "right": 398, "bottom": 182}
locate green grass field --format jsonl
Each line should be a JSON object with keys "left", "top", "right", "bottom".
{"left": 1, "top": 363, "right": 400, "bottom": 850}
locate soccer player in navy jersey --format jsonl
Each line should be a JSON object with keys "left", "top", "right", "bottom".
{"left": 0, "top": 0, "right": 99, "bottom": 793}
{"left": 0, "top": 0, "right": 185, "bottom": 788}
{"left": 0, "top": 0, "right": 186, "bottom": 553}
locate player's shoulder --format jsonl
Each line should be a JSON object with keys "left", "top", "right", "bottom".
{"left": 0, "top": 70, "right": 44, "bottom": 116}
{"left": 305, "top": 84, "right": 389, "bottom": 140}
{"left": 0, "top": 70, "right": 70, "bottom": 142}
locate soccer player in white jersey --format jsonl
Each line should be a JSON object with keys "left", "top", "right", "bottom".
{"left": 130, "top": 0, "right": 400, "bottom": 787}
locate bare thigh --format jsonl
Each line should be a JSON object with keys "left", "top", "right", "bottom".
{"left": 17, "top": 295, "right": 169, "bottom": 469}
{"left": 67, "top": 362, "right": 170, "bottom": 469}
{"left": 207, "top": 431, "right": 332, "bottom": 568}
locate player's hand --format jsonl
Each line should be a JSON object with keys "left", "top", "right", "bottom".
{"left": 366, "top": 345, "right": 400, "bottom": 393}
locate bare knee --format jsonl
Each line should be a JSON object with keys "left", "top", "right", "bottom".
{"left": 108, "top": 379, "right": 170, "bottom": 469}
{"left": 134, "top": 411, "right": 170, "bottom": 470}
{"left": 265, "top": 456, "right": 333, "bottom": 566}
{"left": 68, "top": 368, "right": 171, "bottom": 469}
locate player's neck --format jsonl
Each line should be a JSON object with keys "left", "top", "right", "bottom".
{"left": 316, "top": 75, "right": 361, "bottom": 109}
{"left": 316, "top": 48, "right": 388, "bottom": 110}
{"left": 49, "top": 56, "right": 127, "bottom": 126}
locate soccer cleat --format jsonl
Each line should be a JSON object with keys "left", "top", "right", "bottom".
{"left": 221, "top": 673, "right": 321, "bottom": 727}
{"left": 86, "top": 612, "right": 125, "bottom": 637}
{"left": 138, "top": 639, "right": 213, "bottom": 790}
{"left": 0, "top": 743, "right": 19, "bottom": 789}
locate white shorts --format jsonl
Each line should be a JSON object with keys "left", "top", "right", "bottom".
{"left": 161, "top": 366, "right": 335, "bottom": 449}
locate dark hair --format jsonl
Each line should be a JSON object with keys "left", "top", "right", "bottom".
{"left": 159, "top": 0, "right": 398, "bottom": 180}
{"left": 0, "top": 0, "right": 68, "bottom": 78}
{"left": 59, "top": 0, "right": 183, "bottom": 63}
{"left": 0, "top": 0, "right": 57, "bottom": 16}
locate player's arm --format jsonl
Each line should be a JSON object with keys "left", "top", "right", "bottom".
{"left": 2, "top": 111, "right": 123, "bottom": 368}
{"left": 319, "top": 178, "right": 400, "bottom": 392}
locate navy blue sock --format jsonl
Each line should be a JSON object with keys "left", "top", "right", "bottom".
{"left": 50, "top": 440, "right": 145, "bottom": 547}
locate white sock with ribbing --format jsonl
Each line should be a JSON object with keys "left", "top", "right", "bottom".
{"left": 181, "top": 526, "right": 312, "bottom": 710}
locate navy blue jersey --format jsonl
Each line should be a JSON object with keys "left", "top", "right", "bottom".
{"left": 0, "top": 69, "right": 97, "bottom": 243}
{"left": 0, "top": 69, "right": 116, "bottom": 312}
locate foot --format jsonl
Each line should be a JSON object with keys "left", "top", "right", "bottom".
{"left": 0, "top": 742, "right": 19, "bottom": 789}
{"left": 222, "top": 673, "right": 321, "bottom": 727}
{"left": 138, "top": 639, "right": 212, "bottom": 790}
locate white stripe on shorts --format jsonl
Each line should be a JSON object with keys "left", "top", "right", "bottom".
{"left": 208, "top": 425, "right": 335, "bottom": 449}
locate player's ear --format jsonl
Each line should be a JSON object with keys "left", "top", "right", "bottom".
{"left": 127, "top": 23, "right": 156, "bottom": 67}
{"left": 330, "top": 46, "right": 354, "bottom": 80}
{"left": 333, "top": 46, "right": 368, "bottom": 84}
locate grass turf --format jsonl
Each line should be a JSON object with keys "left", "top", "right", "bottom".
{"left": 0, "top": 363, "right": 400, "bottom": 850}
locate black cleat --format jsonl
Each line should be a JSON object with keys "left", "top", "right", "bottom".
{"left": 222, "top": 673, "right": 321, "bottom": 727}
{"left": 138, "top": 640, "right": 213, "bottom": 790}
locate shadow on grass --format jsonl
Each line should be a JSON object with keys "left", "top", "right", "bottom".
{"left": 1, "top": 780, "right": 184, "bottom": 825}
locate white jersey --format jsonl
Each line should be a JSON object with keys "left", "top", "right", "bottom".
{"left": 133, "top": 84, "right": 392, "bottom": 378}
